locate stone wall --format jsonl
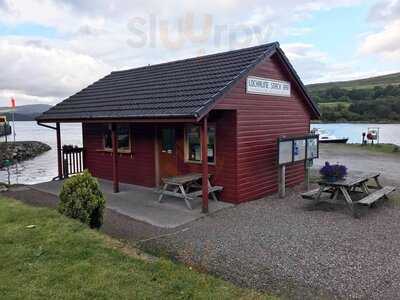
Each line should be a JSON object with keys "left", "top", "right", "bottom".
{"left": 0, "top": 141, "right": 51, "bottom": 168}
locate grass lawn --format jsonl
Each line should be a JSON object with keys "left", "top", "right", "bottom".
{"left": 0, "top": 197, "right": 274, "bottom": 300}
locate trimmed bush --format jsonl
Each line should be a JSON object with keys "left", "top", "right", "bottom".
{"left": 58, "top": 170, "right": 105, "bottom": 228}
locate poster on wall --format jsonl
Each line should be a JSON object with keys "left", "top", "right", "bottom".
{"left": 278, "top": 140, "right": 293, "bottom": 165}
{"left": 307, "top": 137, "right": 319, "bottom": 159}
{"left": 293, "top": 139, "right": 306, "bottom": 161}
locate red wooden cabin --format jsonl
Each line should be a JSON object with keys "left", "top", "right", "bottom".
{"left": 37, "top": 42, "right": 320, "bottom": 211}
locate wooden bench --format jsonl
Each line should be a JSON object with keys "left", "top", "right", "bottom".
{"left": 186, "top": 186, "right": 223, "bottom": 198}
{"left": 301, "top": 189, "right": 321, "bottom": 199}
{"left": 158, "top": 173, "right": 223, "bottom": 209}
{"left": 301, "top": 187, "right": 335, "bottom": 200}
{"left": 356, "top": 186, "right": 396, "bottom": 205}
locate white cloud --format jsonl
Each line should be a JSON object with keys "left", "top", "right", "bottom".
{"left": 359, "top": 0, "right": 400, "bottom": 60}
{"left": 359, "top": 19, "right": 400, "bottom": 60}
{"left": 0, "top": 38, "right": 111, "bottom": 104}
{"left": 0, "top": 0, "right": 366, "bottom": 105}
{"left": 368, "top": 0, "right": 400, "bottom": 23}
{"left": 283, "top": 43, "right": 353, "bottom": 83}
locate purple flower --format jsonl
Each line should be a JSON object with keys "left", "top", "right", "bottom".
{"left": 320, "top": 162, "right": 347, "bottom": 179}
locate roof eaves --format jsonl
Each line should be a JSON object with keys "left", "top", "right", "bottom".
{"left": 35, "top": 112, "right": 197, "bottom": 123}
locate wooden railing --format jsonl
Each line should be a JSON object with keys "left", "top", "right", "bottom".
{"left": 62, "top": 145, "right": 84, "bottom": 178}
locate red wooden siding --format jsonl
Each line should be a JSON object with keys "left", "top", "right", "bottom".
{"left": 83, "top": 123, "right": 156, "bottom": 187}
{"left": 176, "top": 110, "right": 237, "bottom": 203}
{"left": 215, "top": 53, "right": 311, "bottom": 203}
{"left": 82, "top": 111, "right": 237, "bottom": 201}
{"left": 81, "top": 52, "right": 312, "bottom": 204}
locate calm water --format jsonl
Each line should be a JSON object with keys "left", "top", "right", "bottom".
{"left": 311, "top": 123, "right": 400, "bottom": 145}
{"left": 1, "top": 121, "right": 399, "bottom": 185}
{"left": 0, "top": 121, "right": 82, "bottom": 185}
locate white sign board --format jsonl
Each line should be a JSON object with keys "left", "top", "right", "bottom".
{"left": 278, "top": 141, "right": 293, "bottom": 165}
{"left": 278, "top": 135, "right": 319, "bottom": 165}
{"left": 307, "top": 137, "right": 318, "bottom": 159}
{"left": 247, "top": 76, "right": 291, "bottom": 97}
{"left": 293, "top": 139, "right": 306, "bottom": 161}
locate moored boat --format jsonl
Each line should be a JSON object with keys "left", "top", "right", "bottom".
{"left": 311, "top": 128, "right": 348, "bottom": 144}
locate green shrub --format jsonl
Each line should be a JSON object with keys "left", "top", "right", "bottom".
{"left": 58, "top": 170, "right": 105, "bottom": 228}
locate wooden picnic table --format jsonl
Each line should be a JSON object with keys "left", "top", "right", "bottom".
{"left": 158, "top": 173, "right": 223, "bottom": 210}
{"left": 303, "top": 172, "right": 396, "bottom": 217}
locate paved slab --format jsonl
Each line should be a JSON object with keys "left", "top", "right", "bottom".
{"left": 30, "top": 179, "right": 233, "bottom": 229}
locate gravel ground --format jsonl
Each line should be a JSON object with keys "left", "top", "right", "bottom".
{"left": 3, "top": 144, "right": 400, "bottom": 299}
{"left": 142, "top": 188, "right": 400, "bottom": 299}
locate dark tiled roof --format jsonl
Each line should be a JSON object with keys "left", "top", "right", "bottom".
{"left": 37, "top": 42, "right": 319, "bottom": 121}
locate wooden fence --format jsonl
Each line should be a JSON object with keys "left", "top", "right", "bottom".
{"left": 62, "top": 145, "right": 84, "bottom": 178}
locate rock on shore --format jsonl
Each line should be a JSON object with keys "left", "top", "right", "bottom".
{"left": 0, "top": 141, "right": 51, "bottom": 168}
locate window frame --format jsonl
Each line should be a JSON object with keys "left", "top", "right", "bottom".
{"left": 103, "top": 124, "right": 133, "bottom": 154}
{"left": 184, "top": 123, "right": 216, "bottom": 165}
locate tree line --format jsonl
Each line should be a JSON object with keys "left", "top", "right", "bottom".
{"left": 310, "top": 85, "right": 400, "bottom": 122}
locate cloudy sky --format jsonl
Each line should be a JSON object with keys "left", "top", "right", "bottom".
{"left": 0, "top": 0, "right": 399, "bottom": 106}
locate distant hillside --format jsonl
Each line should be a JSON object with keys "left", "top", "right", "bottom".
{"left": 306, "top": 72, "right": 400, "bottom": 122}
{"left": 0, "top": 104, "right": 52, "bottom": 121}
{"left": 307, "top": 72, "right": 400, "bottom": 92}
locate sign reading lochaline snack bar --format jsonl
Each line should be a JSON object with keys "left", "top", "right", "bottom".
{"left": 246, "top": 76, "right": 291, "bottom": 97}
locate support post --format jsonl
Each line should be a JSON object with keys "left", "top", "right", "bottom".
{"left": 279, "top": 165, "right": 286, "bottom": 198}
{"left": 154, "top": 125, "right": 160, "bottom": 187}
{"left": 112, "top": 123, "right": 119, "bottom": 193}
{"left": 201, "top": 116, "right": 209, "bottom": 213}
{"left": 56, "top": 122, "right": 63, "bottom": 179}
{"left": 305, "top": 161, "right": 310, "bottom": 191}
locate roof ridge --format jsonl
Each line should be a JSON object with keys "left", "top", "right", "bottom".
{"left": 112, "top": 42, "right": 279, "bottom": 75}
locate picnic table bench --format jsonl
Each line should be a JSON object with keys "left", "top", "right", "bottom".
{"left": 158, "top": 173, "right": 223, "bottom": 209}
{"left": 302, "top": 172, "right": 396, "bottom": 217}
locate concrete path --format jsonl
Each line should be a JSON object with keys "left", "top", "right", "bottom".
{"left": 31, "top": 179, "right": 233, "bottom": 229}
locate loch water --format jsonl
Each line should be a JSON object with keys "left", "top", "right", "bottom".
{"left": 1, "top": 121, "right": 399, "bottom": 185}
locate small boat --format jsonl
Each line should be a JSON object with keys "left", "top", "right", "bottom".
{"left": 311, "top": 128, "right": 348, "bottom": 144}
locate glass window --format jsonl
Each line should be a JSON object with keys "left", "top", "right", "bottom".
{"left": 104, "top": 126, "right": 112, "bottom": 149}
{"left": 117, "top": 125, "right": 130, "bottom": 151}
{"left": 161, "top": 128, "right": 175, "bottom": 153}
{"left": 186, "top": 125, "right": 216, "bottom": 163}
{"left": 104, "top": 124, "right": 131, "bottom": 152}
{"left": 207, "top": 126, "right": 216, "bottom": 163}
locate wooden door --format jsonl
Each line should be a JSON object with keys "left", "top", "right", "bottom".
{"left": 158, "top": 127, "right": 178, "bottom": 180}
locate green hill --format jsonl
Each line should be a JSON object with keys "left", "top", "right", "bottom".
{"left": 306, "top": 73, "right": 400, "bottom": 122}
{"left": 307, "top": 72, "right": 400, "bottom": 92}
